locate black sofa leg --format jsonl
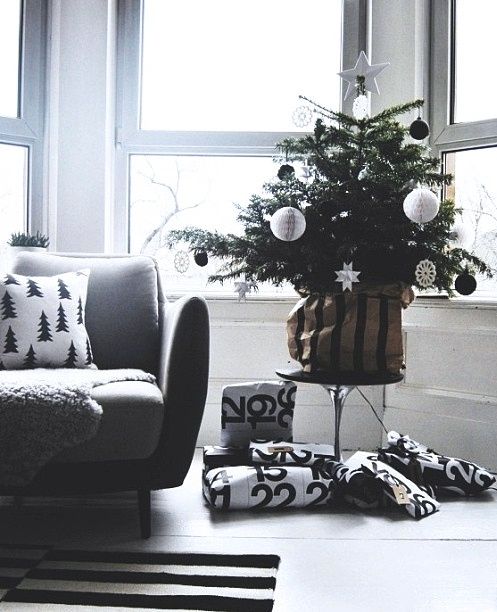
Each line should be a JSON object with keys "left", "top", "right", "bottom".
{"left": 137, "top": 489, "right": 151, "bottom": 539}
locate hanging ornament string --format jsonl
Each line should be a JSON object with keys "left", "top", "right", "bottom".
{"left": 356, "top": 388, "right": 389, "bottom": 436}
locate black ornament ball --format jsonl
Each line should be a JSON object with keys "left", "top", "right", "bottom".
{"left": 194, "top": 250, "right": 208, "bottom": 267}
{"left": 455, "top": 272, "right": 477, "bottom": 295}
{"left": 277, "top": 164, "right": 295, "bottom": 180}
{"left": 409, "top": 117, "right": 430, "bottom": 140}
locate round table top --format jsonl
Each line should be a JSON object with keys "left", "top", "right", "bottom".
{"left": 275, "top": 368, "right": 404, "bottom": 387}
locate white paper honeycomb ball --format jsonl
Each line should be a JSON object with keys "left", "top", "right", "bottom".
{"left": 403, "top": 188, "right": 440, "bottom": 224}
{"left": 270, "top": 207, "right": 306, "bottom": 241}
{"left": 352, "top": 94, "right": 369, "bottom": 120}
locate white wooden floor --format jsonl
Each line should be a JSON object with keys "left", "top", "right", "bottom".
{"left": 1, "top": 450, "right": 497, "bottom": 611}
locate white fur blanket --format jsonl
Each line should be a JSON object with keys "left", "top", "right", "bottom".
{"left": 0, "top": 368, "right": 156, "bottom": 487}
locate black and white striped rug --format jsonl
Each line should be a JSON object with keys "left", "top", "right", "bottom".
{"left": 0, "top": 544, "right": 279, "bottom": 610}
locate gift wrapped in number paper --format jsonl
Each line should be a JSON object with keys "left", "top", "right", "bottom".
{"left": 346, "top": 451, "right": 440, "bottom": 519}
{"left": 203, "top": 446, "right": 250, "bottom": 470}
{"left": 287, "top": 283, "right": 414, "bottom": 374}
{"left": 203, "top": 464, "right": 335, "bottom": 510}
{"left": 378, "top": 431, "right": 496, "bottom": 496}
{"left": 221, "top": 381, "right": 296, "bottom": 447}
{"left": 326, "top": 460, "right": 384, "bottom": 509}
{"left": 249, "top": 440, "right": 335, "bottom": 466}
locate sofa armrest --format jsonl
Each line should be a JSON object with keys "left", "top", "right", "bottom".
{"left": 152, "top": 294, "right": 209, "bottom": 484}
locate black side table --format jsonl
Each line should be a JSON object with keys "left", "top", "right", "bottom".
{"left": 275, "top": 368, "right": 404, "bottom": 460}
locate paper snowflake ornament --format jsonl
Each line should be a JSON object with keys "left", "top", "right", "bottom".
{"left": 335, "top": 262, "right": 361, "bottom": 291}
{"left": 415, "top": 259, "right": 436, "bottom": 288}
{"left": 338, "top": 51, "right": 389, "bottom": 100}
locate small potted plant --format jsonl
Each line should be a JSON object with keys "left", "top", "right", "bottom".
{"left": 8, "top": 231, "right": 50, "bottom": 255}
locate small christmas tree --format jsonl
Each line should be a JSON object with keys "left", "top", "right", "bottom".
{"left": 24, "top": 344, "right": 37, "bottom": 369}
{"left": 26, "top": 278, "right": 43, "bottom": 298}
{"left": 77, "top": 296, "right": 84, "bottom": 324}
{"left": 64, "top": 340, "right": 78, "bottom": 368}
{"left": 37, "top": 310, "right": 53, "bottom": 342}
{"left": 4, "top": 326, "right": 18, "bottom": 353}
{"left": 1, "top": 291, "right": 17, "bottom": 320}
{"left": 166, "top": 56, "right": 491, "bottom": 296}
{"left": 58, "top": 278, "right": 72, "bottom": 300}
{"left": 56, "top": 302, "right": 69, "bottom": 332}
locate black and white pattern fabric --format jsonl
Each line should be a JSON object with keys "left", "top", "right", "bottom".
{"left": 0, "top": 547, "right": 279, "bottom": 611}
{"left": 203, "top": 464, "right": 335, "bottom": 510}
{"left": 378, "top": 431, "right": 496, "bottom": 496}
{"left": 250, "top": 440, "right": 335, "bottom": 466}
{"left": 0, "top": 270, "right": 94, "bottom": 370}
{"left": 221, "top": 381, "right": 296, "bottom": 447}
{"left": 326, "top": 460, "right": 384, "bottom": 509}
{"left": 346, "top": 452, "right": 440, "bottom": 519}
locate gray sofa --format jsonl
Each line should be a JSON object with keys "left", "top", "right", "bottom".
{"left": 1, "top": 252, "right": 209, "bottom": 538}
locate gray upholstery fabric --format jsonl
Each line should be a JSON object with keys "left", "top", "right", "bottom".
{"left": 12, "top": 253, "right": 162, "bottom": 376}
{"left": 53, "top": 381, "right": 164, "bottom": 463}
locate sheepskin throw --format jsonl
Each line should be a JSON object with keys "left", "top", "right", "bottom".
{"left": 0, "top": 270, "right": 94, "bottom": 370}
{"left": 0, "top": 368, "right": 156, "bottom": 487}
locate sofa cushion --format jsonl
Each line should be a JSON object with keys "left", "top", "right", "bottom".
{"left": 12, "top": 254, "right": 162, "bottom": 376}
{"left": 0, "top": 270, "right": 93, "bottom": 370}
{"left": 53, "top": 381, "right": 164, "bottom": 463}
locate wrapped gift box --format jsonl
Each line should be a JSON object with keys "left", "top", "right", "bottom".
{"left": 221, "top": 381, "right": 296, "bottom": 447}
{"left": 345, "top": 451, "right": 440, "bottom": 519}
{"left": 249, "top": 440, "right": 335, "bottom": 466}
{"left": 203, "top": 464, "right": 335, "bottom": 510}
{"left": 378, "top": 431, "right": 496, "bottom": 497}
{"left": 203, "top": 445, "right": 249, "bottom": 470}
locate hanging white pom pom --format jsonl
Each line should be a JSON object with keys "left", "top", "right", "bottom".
{"left": 403, "top": 188, "right": 440, "bottom": 224}
{"left": 352, "top": 94, "right": 369, "bottom": 120}
{"left": 270, "top": 207, "right": 306, "bottom": 241}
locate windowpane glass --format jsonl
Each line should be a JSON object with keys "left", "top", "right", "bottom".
{"left": 140, "top": 0, "right": 342, "bottom": 131}
{"left": 444, "top": 148, "right": 497, "bottom": 296}
{"left": 0, "top": 143, "right": 28, "bottom": 268}
{"left": 0, "top": 0, "right": 22, "bottom": 118}
{"left": 129, "top": 155, "right": 293, "bottom": 295}
{"left": 453, "top": 0, "right": 497, "bottom": 123}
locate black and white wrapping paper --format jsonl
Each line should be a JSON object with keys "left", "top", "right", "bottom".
{"left": 346, "top": 452, "right": 440, "bottom": 519}
{"left": 203, "top": 464, "right": 335, "bottom": 510}
{"left": 327, "top": 460, "right": 383, "bottom": 509}
{"left": 221, "top": 381, "right": 296, "bottom": 447}
{"left": 249, "top": 441, "right": 335, "bottom": 466}
{"left": 378, "top": 431, "right": 496, "bottom": 496}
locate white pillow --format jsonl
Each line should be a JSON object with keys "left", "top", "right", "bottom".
{"left": 0, "top": 270, "right": 94, "bottom": 370}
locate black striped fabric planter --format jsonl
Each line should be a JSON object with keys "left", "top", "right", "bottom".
{"left": 287, "top": 283, "right": 414, "bottom": 374}
{"left": 0, "top": 546, "right": 280, "bottom": 611}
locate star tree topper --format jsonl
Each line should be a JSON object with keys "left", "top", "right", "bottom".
{"left": 335, "top": 262, "right": 361, "bottom": 291}
{"left": 338, "top": 51, "right": 389, "bottom": 99}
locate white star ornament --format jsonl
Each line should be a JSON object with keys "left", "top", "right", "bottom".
{"left": 335, "top": 262, "right": 361, "bottom": 292}
{"left": 338, "top": 51, "right": 390, "bottom": 100}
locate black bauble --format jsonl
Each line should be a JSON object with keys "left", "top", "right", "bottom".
{"left": 409, "top": 117, "right": 430, "bottom": 140}
{"left": 277, "top": 164, "right": 295, "bottom": 180}
{"left": 194, "top": 251, "right": 208, "bottom": 267}
{"left": 455, "top": 272, "right": 477, "bottom": 295}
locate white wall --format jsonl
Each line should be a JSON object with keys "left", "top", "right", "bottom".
{"left": 46, "top": 0, "right": 497, "bottom": 468}
{"left": 46, "top": 0, "right": 116, "bottom": 253}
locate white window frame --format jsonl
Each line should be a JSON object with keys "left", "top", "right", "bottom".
{"left": 430, "top": 0, "right": 497, "bottom": 153}
{"left": 0, "top": 0, "right": 46, "bottom": 234}
{"left": 114, "top": 0, "right": 367, "bottom": 261}
{"left": 429, "top": 0, "right": 497, "bottom": 300}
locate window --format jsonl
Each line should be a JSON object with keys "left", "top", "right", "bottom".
{"left": 0, "top": 0, "right": 46, "bottom": 264}
{"left": 431, "top": 0, "right": 497, "bottom": 296}
{"left": 117, "top": 0, "right": 343, "bottom": 295}
{"left": 0, "top": 0, "right": 22, "bottom": 118}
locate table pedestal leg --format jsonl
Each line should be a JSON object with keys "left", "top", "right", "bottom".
{"left": 321, "top": 384, "right": 355, "bottom": 460}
